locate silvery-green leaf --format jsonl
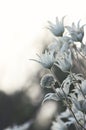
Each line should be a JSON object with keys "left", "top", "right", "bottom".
{"left": 56, "top": 87, "right": 69, "bottom": 99}
{"left": 42, "top": 93, "right": 60, "bottom": 103}
{"left": 56, "top": 88, "right": 63, "bottom": 97}
{"left": 59, "top": 108, "right": 71, "bottom": 118}
{"left": 63, "top": 85, "right": 70, "bottom": 95}
{"left": 65, "top": 117, "right": 75, "bottom": 126}
{"left": 51, "top": 119, "right": 68, "bottom": 130}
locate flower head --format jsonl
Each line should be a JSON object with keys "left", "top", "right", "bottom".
{"left": 66, "top": 20, "right": 86, "bottom": 42}
{"left": 54, "top": 51, "right": 73, "bottom": 72}
{"left": 47, "top": 16, "right": 65, "bottom": 36}
{"left": 30, "top": 50, "right": 55, "bottom": 69}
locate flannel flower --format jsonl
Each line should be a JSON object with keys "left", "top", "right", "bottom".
{"left": 47, "top": 16, "right": 65, "bottom": 36}
{"left": 30, "top": 50, "right": 55, "bottom": 69}
{"left": 54, "top": 50, "right": 73, "bottom": 72}
{"left": 66, "top": 20, "right": 86, "bottom": 42}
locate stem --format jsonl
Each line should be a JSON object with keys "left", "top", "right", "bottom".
{"left": 51, "top": 85, "right": 62, "bottom": 99}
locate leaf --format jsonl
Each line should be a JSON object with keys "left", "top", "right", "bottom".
{"left": 42, "top": 93, "right": 60, "bottom": 103}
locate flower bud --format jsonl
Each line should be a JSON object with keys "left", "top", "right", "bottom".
{"left": 40, "top": 74, "right": 55, "bottom": 88}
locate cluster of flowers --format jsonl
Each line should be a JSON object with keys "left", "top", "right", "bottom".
{"left": 31, "top": 16, "right": 86, "bottom": 130}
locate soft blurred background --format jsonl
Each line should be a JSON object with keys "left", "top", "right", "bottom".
{"left": 0, "top": 0, "right": 86, "bottom": 130}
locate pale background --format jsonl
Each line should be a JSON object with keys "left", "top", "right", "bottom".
{"left": 0, "top": 0, "right": 86, "bottom": 93}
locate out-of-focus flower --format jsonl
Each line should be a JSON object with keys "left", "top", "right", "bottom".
{"left": 51, "top": 118, "right": 68, "bottom": 130}
{"left": 30, "top": 50, "right": 55, "bottom": 69}
{"left": 40, "top": 73, "right": 55, "bottom": 88}
{"left": 54, "top": 51, "right": 73, "bottom": 72}
{"left": 66, "top": 20, "right": 86, "bottom": 42}
{"left": 47, "top": 38, "right": 62, "bottom": 53}
{"left": 47, "top": 36, "right": 72, "bottom": 53}
{"left": 47, "top": 16, "right": 65, "bottom": 36}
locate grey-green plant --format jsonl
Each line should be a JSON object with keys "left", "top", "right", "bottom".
{"left": 31, "top": 16, "right": 86, "bottom": 130}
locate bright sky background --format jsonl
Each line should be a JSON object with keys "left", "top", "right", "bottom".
{"left": 0, "top": 0, "right": 86, "bottom": 93}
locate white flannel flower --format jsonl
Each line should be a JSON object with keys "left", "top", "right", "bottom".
{"left": 47, "top": 16, "right": 65, "bottom": 36}
{"left": 54, "top": 51, "right": 73, "bottom": 72}
{"left": 30, "top": 50, "right": 55, "bottom": 69}
{"left": 66, "top": 20, "right": 86, "bottom": 42}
